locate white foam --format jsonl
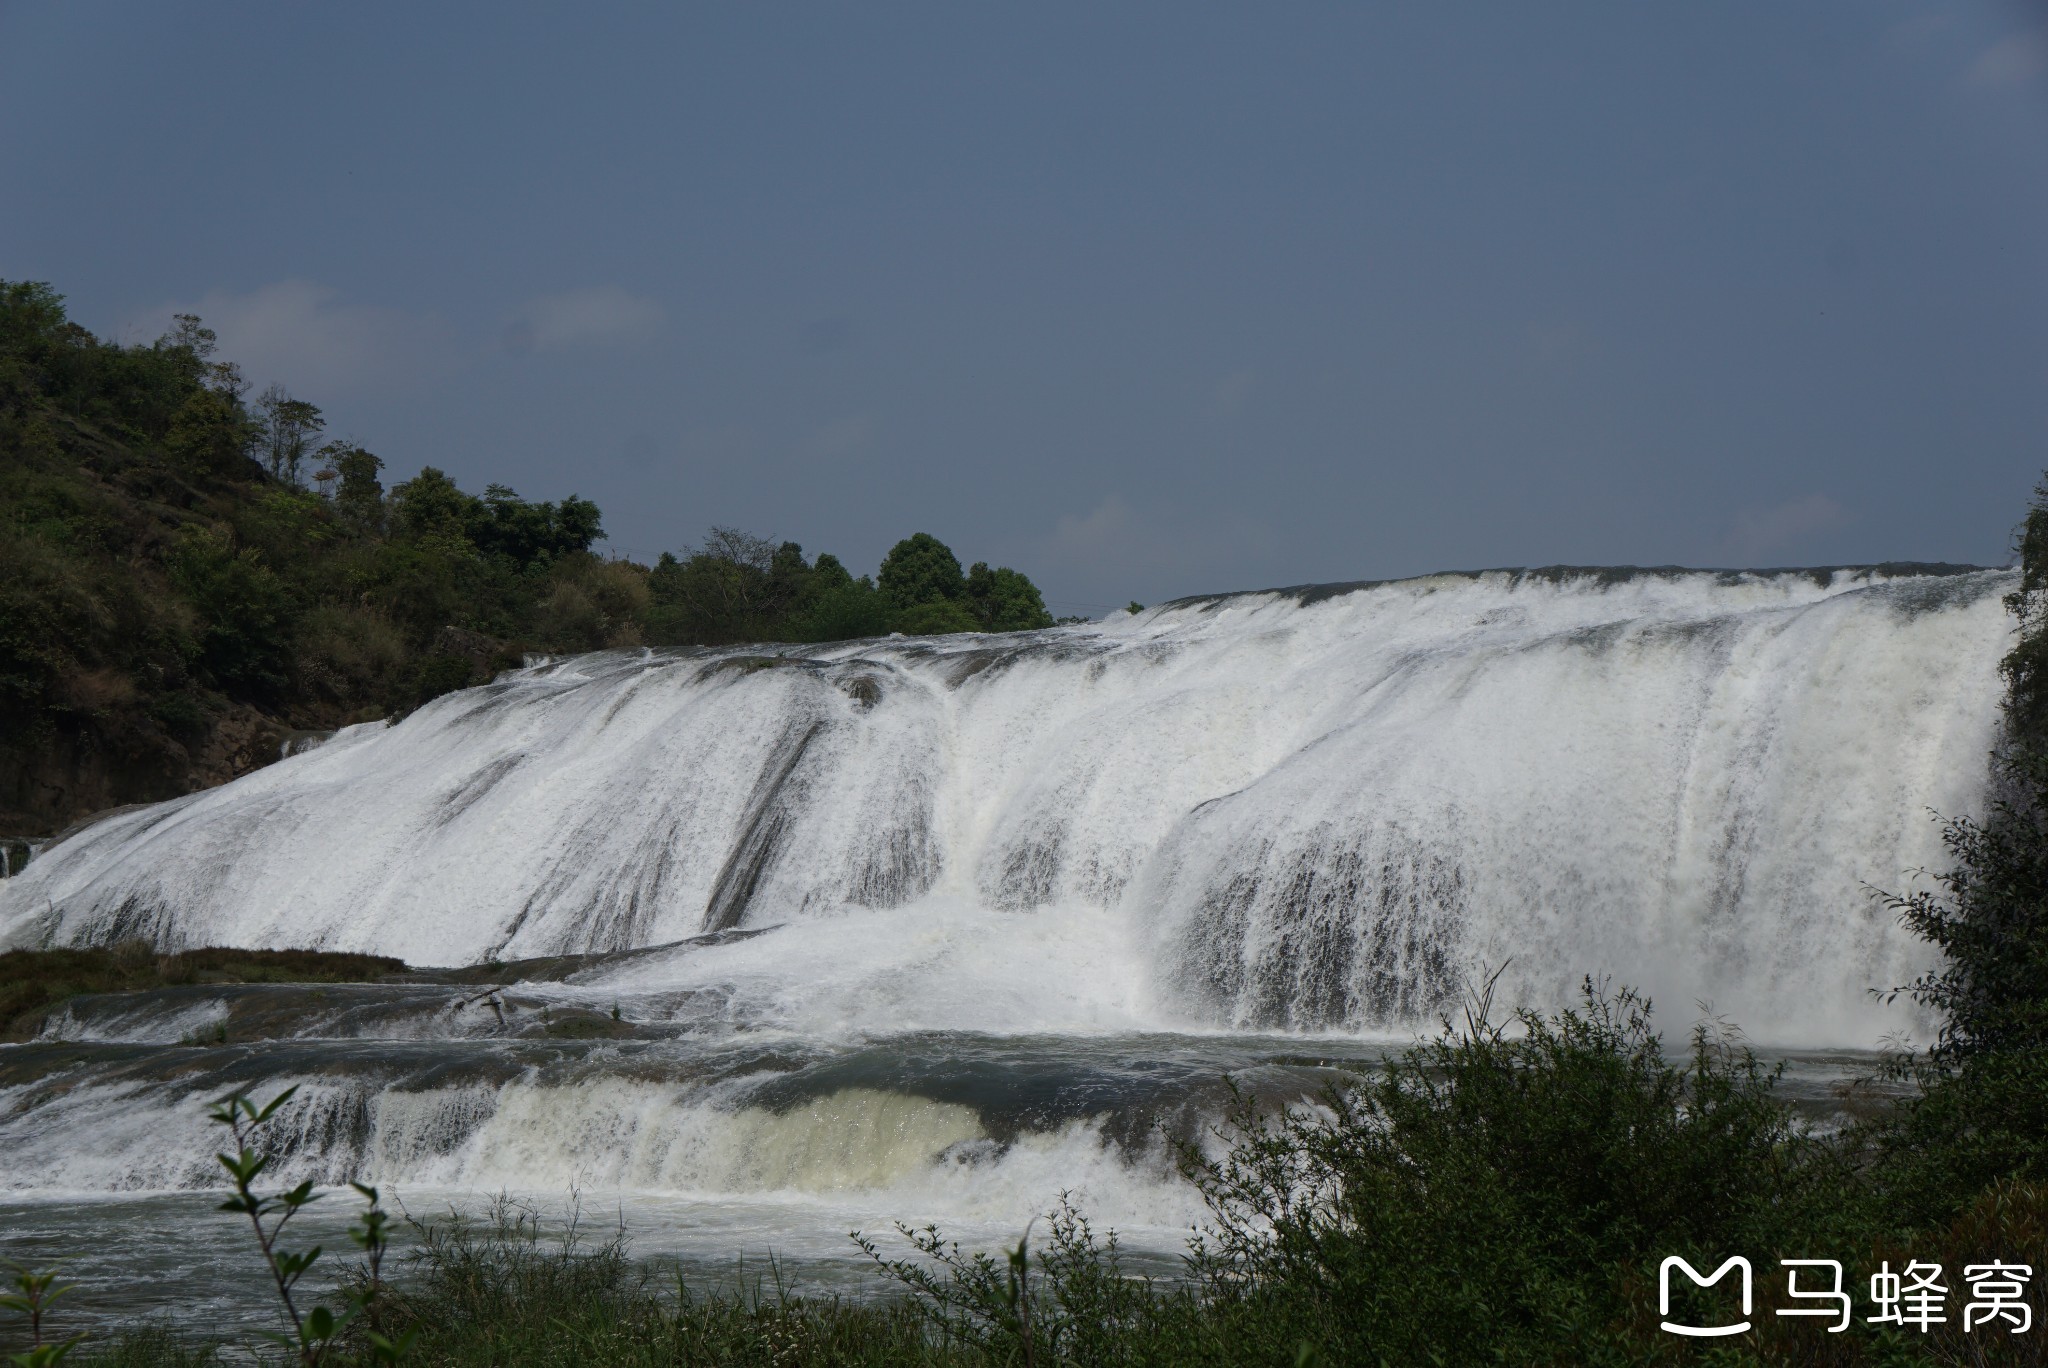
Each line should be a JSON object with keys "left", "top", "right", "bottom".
{"left": 0, "top": 1070, "right": 1204, "bottom": 1242}
{"left": 0, "top": 567, "right": 2006, "bottom": 1044}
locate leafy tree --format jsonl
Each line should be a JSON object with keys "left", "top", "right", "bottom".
{"left": 469, "top": 484, "right": 602, "bottom": 571}
{"left": 165, "top": 314, "right": 216, "bottom": 361}
{"left": 553, "top": 494, "right": 602, "bottom": 556}
{"left": 645, "top": 538, "right": 769, "bottom": 645}
{"left": 330, "top": 445, "right": 386, "bottom": 532}
{"left": 2000, "top": 476, "right": 2048, "bottom": 753}
{"left": 964, "top": 561, "right": 1054, "bottom": 631}
{"left": 796, "top": 576, "right": 894, "bottom": 642}
{"left": 878, "top": 533, "right": 966, "bottom": 609}
{"left": 388, "top": 467, "right": 478, "bottom": 547}
{"left": 0, "top": 281, "right": 67, "bottom": 355}
{"left": 1874, "top": 473, "right": 2048, "bottom": 1219}
{"left": 168, "top": 528, "right": 296, "bottom": 701}
{"left": 256, "top": 385, "right": 326, "bottom": 486}
{"left": 163, "top": 388, "right": 258, "bottom": 478}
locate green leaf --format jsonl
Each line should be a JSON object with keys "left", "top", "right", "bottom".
{"left": 275, "top": 1247, "right": 323, "bottom": 1280}
{"left": 366, "top": 1327, "right": 418, "bottom": 1363}
{"left": 253, "top": 1086, "right": 299, "bottom": 1123}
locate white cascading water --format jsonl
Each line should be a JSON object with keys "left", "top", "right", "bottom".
{"left": 0, "top": 565, "right": 2010, "bottom": 1323}
{"left": 0, "top": 564, "right": 2006, "bottom": 1041}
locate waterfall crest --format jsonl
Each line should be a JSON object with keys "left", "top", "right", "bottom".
{"left": 0, "top": 565, "right": 2006, "bottom": 1044}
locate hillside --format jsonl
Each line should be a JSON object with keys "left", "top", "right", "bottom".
{"left": 0, "top": 280, "right": 1055, "bottom": 836}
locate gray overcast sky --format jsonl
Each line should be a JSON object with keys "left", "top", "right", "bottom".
{"left": 4, "top": 4, "right": 2046, "bottom": 614}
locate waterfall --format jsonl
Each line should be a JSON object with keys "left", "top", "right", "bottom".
{"left": 0, "top": 564, "right": 2006, "bottom": 1045}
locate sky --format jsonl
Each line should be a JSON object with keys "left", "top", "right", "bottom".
{"left": 3, "top": 4, "right": 2046, "bottom": 614}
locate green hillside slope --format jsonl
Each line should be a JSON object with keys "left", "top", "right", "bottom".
{"left": 0, "top": 280, "right": 1055, "bottom": 835}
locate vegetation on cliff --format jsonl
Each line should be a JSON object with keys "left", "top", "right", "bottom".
{"left": 0, "top": 279, "right": 1055, "bottom": 834}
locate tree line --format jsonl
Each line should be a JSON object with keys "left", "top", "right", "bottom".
{"left": 0, "top": 278, "right": 1058, "bottom": 833}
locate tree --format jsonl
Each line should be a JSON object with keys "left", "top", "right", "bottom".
{"left": 1884, "top": 479, "right": 2048, "bottom": 1068}
{"left": 164, "top": 388, "right": 258, "bottom": 478}
{"left": 1873, "top": 474, "right": 2048, "bottom": 1217}
{"left": 554, "top": 495, "right": 602, "bottom": 555}
{"left": 878, "top": 533, "right": 966, "bottom": 609}
{"left": 468, "top": 485, "right": 605, "bottom": 570}
{"left": 700, "top": 526, "right": 777, "bottom": 572}
{"left": 389, "top": 467, "right": 478, "bottom": 546}
{"left": 168, "top": 528, "right": 295, "bottom": 701}
{"left": 796, "top": 574, "right": 893, "bottom": 642}
{"left": 165, "top": 313, "right": 216, "bottom": 361}
{"left": 330, "top": 445, "right": 385, "bottom": 532}
{"left": 965, "top": 562, "right": 1054, "bottom": 631}
{"left": 256, "top": 385, "right": 326, "bottom": 486}
{"left": 0, "top": 281, "right": 67, "bottom": 353}
{"left": 643, "top": 528, "right": 777, "bottom": 644}
{"left": 161, "top": 313, "right": 247, "bottom": 399}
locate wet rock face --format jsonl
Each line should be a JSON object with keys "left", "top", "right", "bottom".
{"left": 1, "top": 700, "right": 288, "bottom": 838}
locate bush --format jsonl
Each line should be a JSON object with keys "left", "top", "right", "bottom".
{"left": 353, "top": 1198, "right": 944, "bottom": 1368}
{"left": 893, "top": 599, "right": 983, "bottom": 636}
{"left": 1155, "top": 981, "right": 1843, "bottom": 1364}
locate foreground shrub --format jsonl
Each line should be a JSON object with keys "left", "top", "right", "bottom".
{"left": 1154, "top": 980, "right": 1847, "bottom": 1365}
{"left": 358, "top": 1198, "right": 945, "bottom": 1368}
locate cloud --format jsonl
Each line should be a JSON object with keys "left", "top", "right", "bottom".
{"left": 1968, "top": 29, "right": 2047, "bottom": 87}
{"left": 505, "top": 285, "right": 664, "bottom": 353}
{"left": 1725, "top": 494, "right": 1851, "bottom": 565}
{"left": 143, "top": 280, "right": 451, "bottom": 396}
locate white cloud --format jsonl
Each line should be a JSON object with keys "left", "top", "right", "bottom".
{"left": 1968, "top": 29, "right": 2046, "bottom": 87}
{"left": 507, "top": 285, "right": 664, "bottom": 353}
{"left": 143, "top": 280, "right": 450, "bottom": 396}
{"left": 1725, "top": 494, "right": 1851, "bottom": 565}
